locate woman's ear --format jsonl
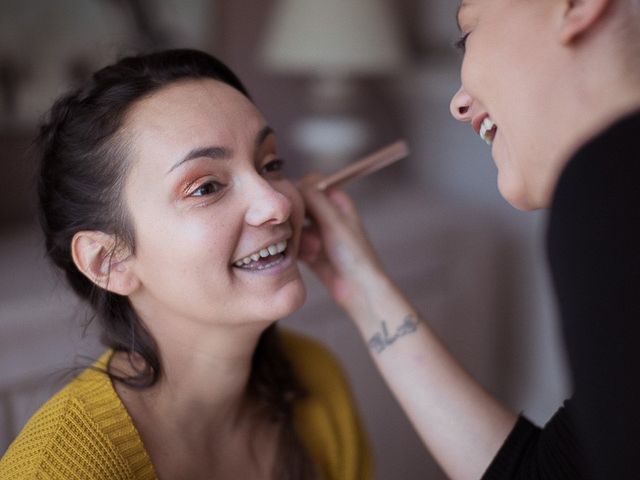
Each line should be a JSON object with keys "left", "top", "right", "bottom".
{"left": 560, "top": 0, "right": 612, "bottom": 44}
{"left": 71, "top": 231, "right": 140, "bottom": 295}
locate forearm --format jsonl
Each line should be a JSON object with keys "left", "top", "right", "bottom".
{"left": 298, "top": 181, "right": 518, "bottom": 478}
{"left": 345, "top": 271, "right": 517, "bottom": 480}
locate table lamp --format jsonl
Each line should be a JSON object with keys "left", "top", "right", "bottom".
{"left": 259, "top": 0, "right": 406, "bottom": 170}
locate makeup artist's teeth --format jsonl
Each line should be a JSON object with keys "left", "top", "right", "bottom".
{"left": 480, "top": 117, "right": 497, "bottom": 145}
{"left": 234, "top": 241, "right": 287, "bottom": 268}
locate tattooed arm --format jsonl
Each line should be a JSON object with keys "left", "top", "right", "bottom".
{"left": 367, "top": 316, "right": 419, "bottom": 354}
{"left": 299, "top": 179, "right": 517, "bottom": 480}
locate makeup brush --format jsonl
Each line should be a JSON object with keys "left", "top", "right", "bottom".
{"left": 315, "top": 139, "right": 409, "bottom": 191}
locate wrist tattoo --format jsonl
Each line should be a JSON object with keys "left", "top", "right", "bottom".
{"left": 368, "top": 314, "right": 419, "bottom": 354}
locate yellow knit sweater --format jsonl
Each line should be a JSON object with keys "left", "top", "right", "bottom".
{"left": 0, "top": 330, "right": 372, "bottom": 479}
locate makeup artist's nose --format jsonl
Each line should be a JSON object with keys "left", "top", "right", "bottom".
{"left": 244, "top": 177, "right": 292, "bottom": 226}
{"left": 450, "top": 86, "right": 474, "bottom": 122}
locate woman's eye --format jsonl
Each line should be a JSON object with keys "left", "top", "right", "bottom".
{"left": 455, "top": 32, "right": 470, "bottom": 52}
{"left": 261, "top": 158, "right": 285, "bottom": 176}
{"left": 190, "top": 181, "right": 223, "bottom": 197}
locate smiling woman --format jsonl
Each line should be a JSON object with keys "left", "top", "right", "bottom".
{"left": 0, "top": 49, "right": 371, "bottom": 480}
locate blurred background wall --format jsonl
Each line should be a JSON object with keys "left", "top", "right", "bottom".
{"left": 0, "top": 1, "right": 569, "bottom": 478}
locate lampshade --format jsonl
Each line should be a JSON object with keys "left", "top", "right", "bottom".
{"left": 260, "top": 0, "right": 406, "bottom": 76}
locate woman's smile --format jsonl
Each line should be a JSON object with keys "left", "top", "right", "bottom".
{"left": 232, "top": 237, "right": 294, "bottom": 275}
{"left": 234, "top": 246, "right": 294, "bottom": 275}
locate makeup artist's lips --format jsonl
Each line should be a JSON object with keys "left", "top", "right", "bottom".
{"left": 472, "top": 113, "right": 490, "bottom": 135}
{"left": 472, "top": 113, "right": 498, "bottom": 146}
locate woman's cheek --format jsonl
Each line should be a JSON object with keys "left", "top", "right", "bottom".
{"left": 282, "top": 181, "right": 305, "bottom": 222}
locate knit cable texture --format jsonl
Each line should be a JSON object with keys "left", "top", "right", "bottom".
{"left": 0, "top": 352, "right": 156, "bottom": 479}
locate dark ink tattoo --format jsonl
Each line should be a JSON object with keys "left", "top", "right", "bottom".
{"left": 368, "top": 314, "right": 419, "bottom": 354}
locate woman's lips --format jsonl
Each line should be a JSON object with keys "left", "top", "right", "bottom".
{"left": 233, "top": 248, "right": 294, "bottom": 276}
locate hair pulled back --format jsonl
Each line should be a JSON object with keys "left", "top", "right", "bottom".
{"left": 37, "top": 49, "right": 313, "bottom": 479}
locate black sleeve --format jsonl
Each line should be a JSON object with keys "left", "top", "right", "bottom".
{"left": 482, "top": 401, "right": 590, "bottom": 480}
{"left": 546, "top": 112, "right": 640, "bottom": 479}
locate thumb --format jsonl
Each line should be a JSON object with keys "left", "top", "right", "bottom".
{"left": 300, "top": 182, "right": 348, "bottom": 233}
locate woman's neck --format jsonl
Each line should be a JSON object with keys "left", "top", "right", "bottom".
{"left": 113, "top": 319, "right": 272, "bottom": 443}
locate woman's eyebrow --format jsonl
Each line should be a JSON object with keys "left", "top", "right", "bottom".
{"left": 167, "top": 146, "right": 232, "bottom": 174}
{"left": 256, "top": 125, "right": 275, "bottom": 148}
{"left": 166, "top": 125, "right": 275, "bottom": 174}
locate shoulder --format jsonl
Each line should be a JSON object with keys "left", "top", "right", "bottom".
{"left": 278, "top": 328, "right": 373, "bottom": 479}
{"left": 278, "top": 328, "right": 348, "bottom": 390}
{"left": 548, "top": 109, "right": 640, "bottom": 255}
{"left": 277, "top": 329, "right": 362, "bottom": 411}
{"left": 553, "top": 109, "right": 640, "bottom": 212}
{"left": 0, "top": 351, "right": 153, "bottom": 480}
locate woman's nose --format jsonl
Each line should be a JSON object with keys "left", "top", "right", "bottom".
{"left": 450, "top": 86, "right": 474, "bottom": 122}
{"left": 244, "top": 177, "right": 292, "bottom": 227}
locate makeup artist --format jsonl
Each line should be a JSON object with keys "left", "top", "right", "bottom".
{"left": 299, "top": 0, "right": 640, "bottom": 479}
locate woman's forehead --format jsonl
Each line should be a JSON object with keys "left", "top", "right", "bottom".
{"left": 131, "top": 79, "right": 256, "bottom": 123}
{"left": 124, "top": 80, "right": 263, "bottom": 145}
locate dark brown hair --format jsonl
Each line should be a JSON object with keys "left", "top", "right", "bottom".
{"left": 36, "top": 48, "right": 314, "bottom": 479}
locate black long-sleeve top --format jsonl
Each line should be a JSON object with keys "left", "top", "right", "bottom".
{"left": 483, "top": 110, "right": 640, "bottom": 480}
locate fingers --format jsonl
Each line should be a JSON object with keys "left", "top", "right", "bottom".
{"left": 326, "top": 188, "right": 358, "bottom": 218}
{"left": 296, "top": 173, "right": 387, "bottom": 309}
{"left": 302, "top": 186, "right": 345, "bottom": 231}
{"left": 299, "top": 226, "right": 322, "bottom": 264}
{"left": 298, "top": 224, "right": 339, "bottom": 290}
{"left": 298, "top": 174, "right": 360, "bottom": 236}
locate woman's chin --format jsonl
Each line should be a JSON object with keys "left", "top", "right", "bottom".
{"left": 259, "top": 281, "right": 307, "bottom": 323}
{"left": 281, "top": 282, "right": 307, "bottom": 317}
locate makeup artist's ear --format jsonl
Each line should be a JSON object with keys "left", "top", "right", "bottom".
{"left": 560, "top": 0, "right": 611, "bottom": 44}
{"left": 71, "top": 231, "right": 140, "bottom": 295}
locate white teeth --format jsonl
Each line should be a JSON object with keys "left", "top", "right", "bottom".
{"left": 234, "top": 240, "right": 288, "bottom": 267}
{"left": 479, "top": 117, "right": 497, "bottom": 145}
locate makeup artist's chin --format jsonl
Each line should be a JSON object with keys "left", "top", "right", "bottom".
{"left": 497, "top": 174, "right": 536, "bottom": 212}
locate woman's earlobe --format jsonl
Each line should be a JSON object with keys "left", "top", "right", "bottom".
{"left": 560, "top": 0, "right": 611, "bottom": 44}
{"left": 71, "top": 231, "right": 139, "bottom": 295}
